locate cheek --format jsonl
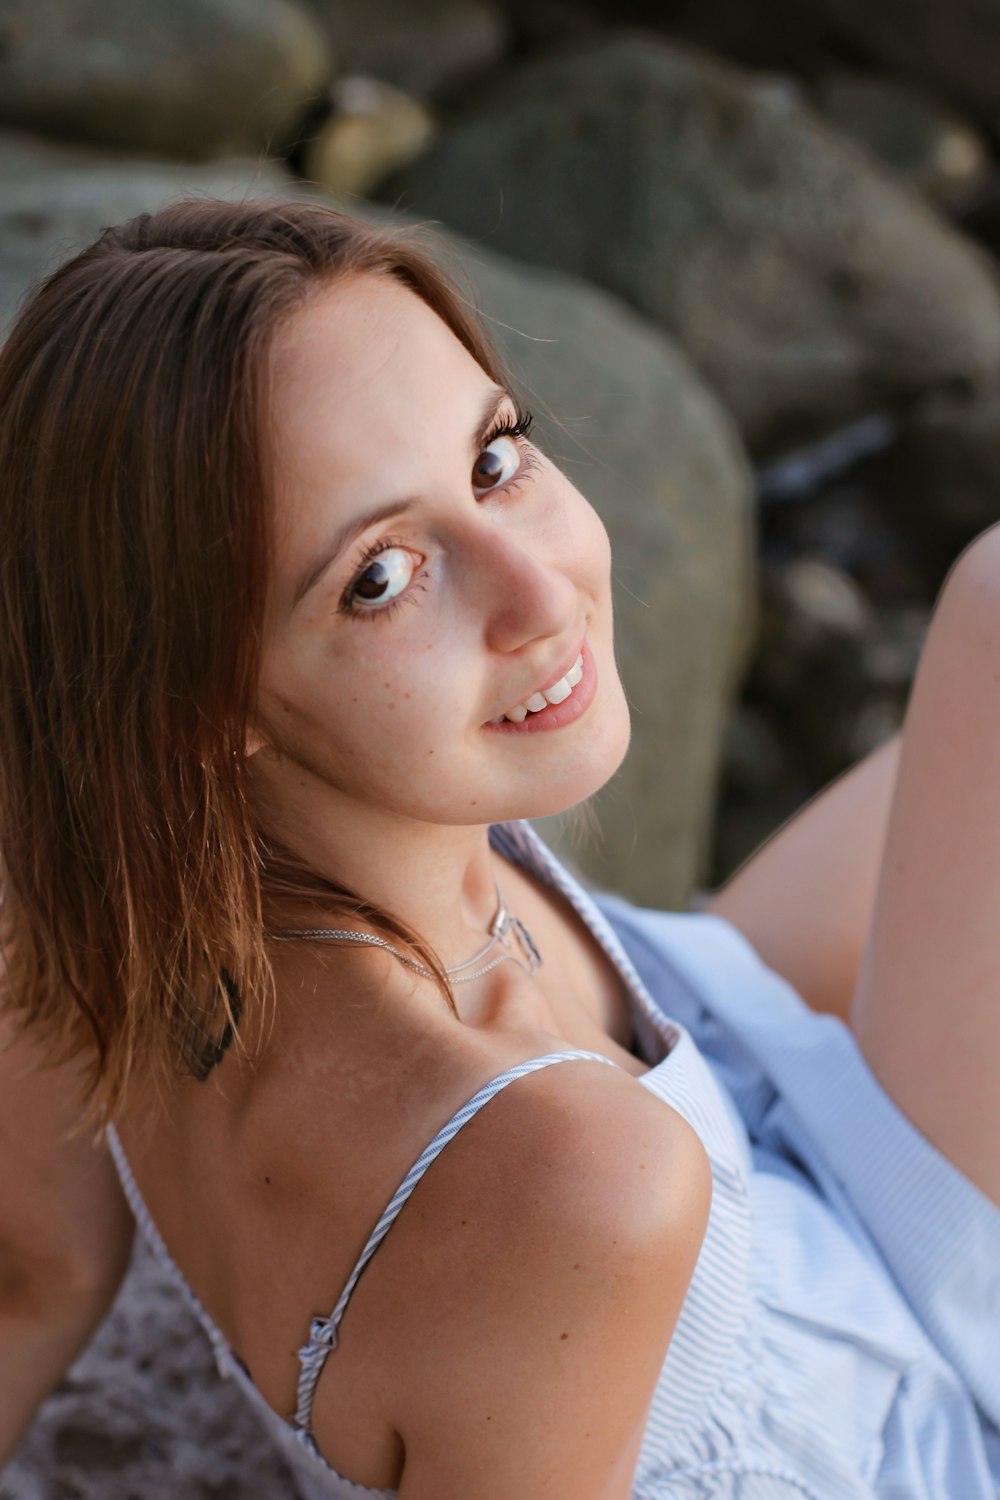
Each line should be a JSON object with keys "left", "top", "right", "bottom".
{"left": 564, "top": 487, "right": 612, "bottom": 580}
{"left": 590, "top": 506, "right": 613, "bottom": 569}
{"left": 549, "top": 467, "right": 608, "bottom": 545}
{"left": 257, "top": 633, "right": 462, "bottom": 771}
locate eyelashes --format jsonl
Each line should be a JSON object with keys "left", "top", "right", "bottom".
{"left": 483, "top": 405, "right": 534, "bottom": 448}
{"left": 339, "top": 405, "right": 539, "bottom": 623}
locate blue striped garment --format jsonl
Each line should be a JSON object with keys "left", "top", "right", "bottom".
{"left": 106, "top": 820, "right": 1000, "bottom": 1498}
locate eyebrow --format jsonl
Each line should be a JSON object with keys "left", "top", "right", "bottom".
{"left": 290, "top": 383, "right": 513, "bottom": 612}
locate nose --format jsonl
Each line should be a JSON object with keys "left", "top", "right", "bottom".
{"left": 471, "top": 519, "right": 580, "bottom": 656}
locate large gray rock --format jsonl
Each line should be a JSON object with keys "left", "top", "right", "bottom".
{"left": 879, "top": 392, "right": 1000, "bottom": 553}
{"left": 0, "top": 135, "right": 295, "bottom": 336}
{"left": 813, "top": 71, "right": 992, "bottom": 212}
{"left": 810, "top": 0, "right": 1000, "bottom": 121}
{"left": 379, "top": 35, "right": 1000, "bottom": 455}
{"left": 583, "top": 0, "right": 845, "bottom": 75}
{"left": 301, "top": 77, "right": 436, "bottom": 197}
{"left": 0, "top": 0, "right": 333, "bottom": 158}
{"left": 0, "top": 131, "right": 753, "bottom": 912}
{"left": 302, "top": 0, "right": 508, "bottom": 100}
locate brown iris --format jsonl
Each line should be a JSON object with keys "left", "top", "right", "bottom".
{"left": 473, "top": 445, "right": 507, "bottom": 488}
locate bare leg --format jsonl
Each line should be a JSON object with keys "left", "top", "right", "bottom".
{"left": 706, "top": 733, "right": 900, "bottom": 1026}
{"left": 850, "top": 524, "right": 1000, "bottom": 1208}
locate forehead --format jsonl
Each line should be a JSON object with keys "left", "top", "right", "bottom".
{"left": 269, "top": 273, "right": 483, "bottom": 472}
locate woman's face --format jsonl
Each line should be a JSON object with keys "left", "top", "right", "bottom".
{"left": 253, "top": 273, "right": 630, "bottom": 831}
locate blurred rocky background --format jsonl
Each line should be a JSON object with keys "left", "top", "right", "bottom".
{"left": 4, "top": 0, "right": 1000, "bottom": 1493}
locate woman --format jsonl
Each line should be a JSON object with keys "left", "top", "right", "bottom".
{"left": 1, "top": 199, "right": 998, "bottom": 1498}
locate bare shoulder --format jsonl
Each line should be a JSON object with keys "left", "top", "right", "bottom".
{"left": 387, "top": 1056, "right": 712, "bottom": 1500}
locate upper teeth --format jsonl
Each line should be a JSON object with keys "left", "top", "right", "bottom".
{"left": 499, "top": 654, "right": 584, "bottom": 723}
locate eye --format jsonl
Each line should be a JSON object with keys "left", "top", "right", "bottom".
{"left": 472, "top": 433, "right": 522, "bottom": 493}
{"left": 345, "top": 543, "right": 418, "bottom": 610}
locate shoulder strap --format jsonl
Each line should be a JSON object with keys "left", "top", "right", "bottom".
{"left": 293, "top": 1048, "right": 619, "bottom": 1436}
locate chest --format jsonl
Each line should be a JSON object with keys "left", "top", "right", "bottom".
{"left": 490, "top": 851, "right": 643, "bottom": 1069}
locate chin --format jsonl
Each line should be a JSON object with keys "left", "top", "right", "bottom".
{"left": 508, "top": 702, "right": 632, "bottom": 824}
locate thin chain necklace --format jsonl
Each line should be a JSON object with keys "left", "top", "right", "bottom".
{"left": 266, "top": 879, "right": 543, "bottom": 984}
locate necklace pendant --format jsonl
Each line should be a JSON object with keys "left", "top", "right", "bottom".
{"left": 490, "top": 883, "right": 542, "bottom": 975}
{"left": 509, "top": 914, "right": 543, "bottom": 973}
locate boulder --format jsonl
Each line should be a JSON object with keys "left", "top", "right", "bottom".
{"left": 301, "top": 0, "right": 508, "bottom": 101}
{"left": 587, "top": 0, "right": 845, "bottom": 75}
{"left": 0, "top": 0, "right": 333, "bottom": 158}
{"left": 379, "top": 35, "right": 1000, "bottom": 454}
{"left": 749, "top": 555, "right": 874, "bottom": 779}
{"left": 814, "top": 70, "right": 991, "bottom": 212}
{"left": 876, "top": 391, "right": 1000, "bottom": 569}
{"left": 300, "top": 77, "right": 436, "bottom": 198}
{"left": 0, "top": 134, "right": 296, "bottom": 337}
{"left": 710, "top": 701, "right": 806, "bottom": 886}
{"left": 809, "top": 0, "right": 1000, "bottom": 121}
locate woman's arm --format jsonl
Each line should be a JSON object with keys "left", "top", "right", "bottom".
{"left": 0, "top": 1016, "right": 134, "bottom": 1468}
{"left": 705, "top": 732, "right": 901, "bottom": 1025}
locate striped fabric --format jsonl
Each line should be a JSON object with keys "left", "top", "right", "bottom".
{"left": 105, "top": 820, "right": 1000, "bottom": 1499}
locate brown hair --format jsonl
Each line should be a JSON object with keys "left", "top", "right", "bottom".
{"left": 0, "top": 198, "right": 511, "bottom": 1128}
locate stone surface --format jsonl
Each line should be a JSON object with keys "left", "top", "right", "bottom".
{"left": 301, "top": 77, "right": 435, "bottom": 197}
{"left": 876, "top": 391, "right": 1000, "bottom": 569}
{"left": 380, "top": 34, "right": 1000, "bottom": 454}
{"left": 758, "top": 473, "right": 926, "bottom": 605}
{"left": 814, "top": 70, "right": 992, "bottom": 211}
{"left": 809, "top": 0, "right": 1000, "bottom": 120}
{"left": 0, "top": 130, "right": 753, "bottom": 913}
{"left": 751, "top": 556, "right": 873, "bottom": 778}
{"left": 586, "top": 0, "right": 846, "bottom": 75}
{"left": 0, "top": 134, "right": 293, "bottom": 337}
{"left": 302, "top": 0, "right": 508, "bottom": 100}
{"left": 0, "top": 0, "right": 333, "bottom": 158}
{"left": 710, "top": 700, "right": 807, "bottom": 882}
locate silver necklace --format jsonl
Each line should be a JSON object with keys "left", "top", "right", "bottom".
{"left": 266, "top": 879, "right": 543, "bottom": 984}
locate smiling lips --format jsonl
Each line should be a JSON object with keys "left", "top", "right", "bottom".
{"left": 491, "top": 652, "right": 585, "bottom": 725}
{"left": 482, "top": 639, "right": 598, "bottom": 736}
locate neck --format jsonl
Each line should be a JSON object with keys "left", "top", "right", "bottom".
{"left": 250, "top": 774, "right": 511, "bottom": 975}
